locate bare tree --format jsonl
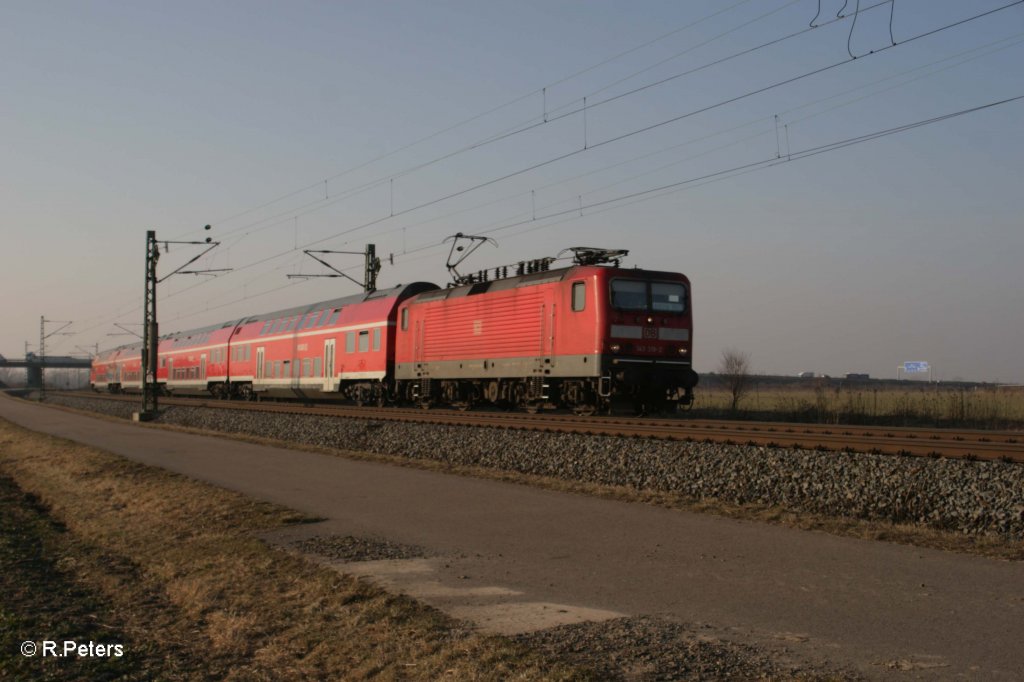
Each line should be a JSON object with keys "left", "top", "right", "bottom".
{"left": 719, "top": 348, "right": 752, "bottom": 412}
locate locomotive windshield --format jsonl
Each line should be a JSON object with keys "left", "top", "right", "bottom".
{"left": 611, "top": 280, "right": 687, "bottom": 314}
{"left": 651, "top": 282, "right": 686, "bottom": 313}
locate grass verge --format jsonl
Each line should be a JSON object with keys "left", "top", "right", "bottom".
{"left": 0, "top": 418, "right": 586, "bottom": 680}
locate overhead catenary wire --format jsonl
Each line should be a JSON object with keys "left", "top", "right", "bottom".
{"left": 186, "top": 0, "right": 949, "bottom": 256}
{"left": 503, "top": 95, "right": 1024, "bottom": 229}
{"left": 136, "top": 0, "right": 898, "bottom": 302}
{"left": 382, "top": 29, "right": 1024, "bottom": 245}
{"left": 153, "top": 92, "right": 1024, "bottom": 328}
{"left": 551, "top": 0, "right": 805, "bottom": 109}
{"left": 72, "top": 18, "right": 1024, "bottom": 341}
{"left": 195, "top": 0, "right": 818, "bottom": 248}
{"left": 75, "top": 3, "right": 1024, "bottom": 337}
{"left": 378, "top": 92, "right": 1024, "bottom": 264}
{"left": 310, "top": 89, "right": 1024, "bottom": 284}
{"left": 175, "top": 0, "right": 885, "bottom": 257}
{"left": 242, "top": 0, "right": 1024, "bottom": 250}
{"left": 173, "top": 0, "right": 761, "bottom": 240}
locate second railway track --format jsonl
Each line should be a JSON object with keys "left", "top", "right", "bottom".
{"left": 52, "top": 391, "right": 1024, "bottom": 463}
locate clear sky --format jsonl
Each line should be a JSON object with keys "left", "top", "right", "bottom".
{"left": 2, "top": 0, "right": 1022, "bottom": 382}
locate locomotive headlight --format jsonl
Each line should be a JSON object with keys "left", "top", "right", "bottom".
{"left": 610, "top": 343, "right": 621, "bottom": 353}
{"left": 678, "top": 347, "right": 688, "bottom": 355}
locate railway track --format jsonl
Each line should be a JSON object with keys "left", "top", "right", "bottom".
{"left": 52, "top": 392, "right": 1024, "bottom": 463}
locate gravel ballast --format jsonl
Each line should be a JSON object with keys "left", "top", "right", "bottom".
{"left": 46, "top": 395, "right": 1024, "bottom": 540}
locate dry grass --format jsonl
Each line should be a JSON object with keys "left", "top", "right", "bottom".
{"left": 695, "top": 383, "right": 1024, "bottom": 428}
{"left": 0, "top": 418, "right": 589, "bottom": 680}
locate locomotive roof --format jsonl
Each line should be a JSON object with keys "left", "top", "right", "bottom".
{"left": 411, "top": 264, "right": 686, "bottom": 303}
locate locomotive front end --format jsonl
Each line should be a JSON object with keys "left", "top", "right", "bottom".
{"left": 599, "top": 269, "right": 698, "bottom": 412}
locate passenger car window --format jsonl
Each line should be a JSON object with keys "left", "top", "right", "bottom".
{"left": 358, "top": 330, "right": 369, "bottom": 353}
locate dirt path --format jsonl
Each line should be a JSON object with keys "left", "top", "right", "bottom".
{"left": 3, "top": 396, "right": 1021, "bottom": 680}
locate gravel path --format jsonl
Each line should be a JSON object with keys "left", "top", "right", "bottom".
{"left": 291, "top": 534, "right": 429, "bottom": 561}
{"left": 47, "top": 395, "right": 1024, "bottom": 539}
{"left": 514, "top": 616, "right": 860, "bottom": 681}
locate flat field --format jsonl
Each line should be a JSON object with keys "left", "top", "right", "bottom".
{"left": 693, "top": 380, "right": 1024, "bottom": 429}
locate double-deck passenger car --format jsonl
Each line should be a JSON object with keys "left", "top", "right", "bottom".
{"left": 92, "top": 283, "right": 436, "bottom": 402}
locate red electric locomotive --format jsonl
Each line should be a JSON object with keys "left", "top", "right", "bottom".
{"left": 393, "top": 248, "right": 697, "bottom": 414}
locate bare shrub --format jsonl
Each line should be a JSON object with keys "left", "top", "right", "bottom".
{"left": 719, "top": 349, "right": 752, "bottom": 412}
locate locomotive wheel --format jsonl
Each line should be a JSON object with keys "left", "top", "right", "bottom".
{"left": 512, "top": 382, "right": 527, "bottom": 409}
{"left": 525, "top": 401, "right": 542, "bottom": 414}
{"left": 572, "top": 404, "right": 597, "bottom": 416}
{"left": 484, "top": 381, "right": 500, "bottom": 404}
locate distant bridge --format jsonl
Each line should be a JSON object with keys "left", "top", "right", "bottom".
{"left": 0, "top": 354, "right": 92, "bottom": 389}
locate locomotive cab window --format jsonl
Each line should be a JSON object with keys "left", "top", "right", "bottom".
{"left": 401, "top": 308, "right": 409, "bottom": 331}
{"left": 651, "top": 282, "right": 686, "bottom": 313}
{"left": 611, "top": 279, "right": 688, "bottom": 314}
{"left": 358, "top": 330, "right": 369, "bottom": 353}
{"left": 571, "top": 281, "right": 586, "bottom": 312}
{"left": 610, "top": 280, "right": 648, "bottom": 311}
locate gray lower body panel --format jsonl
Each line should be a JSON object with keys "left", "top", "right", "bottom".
{"left": 396, "top": 354, "right": 602, "bottom": 380}
{"left": 396, "top": 354, "right": 695, "bottom": 384}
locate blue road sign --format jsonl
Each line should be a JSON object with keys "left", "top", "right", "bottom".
{"left": 903, "top": 361, "right": 930, "bottom": 373}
